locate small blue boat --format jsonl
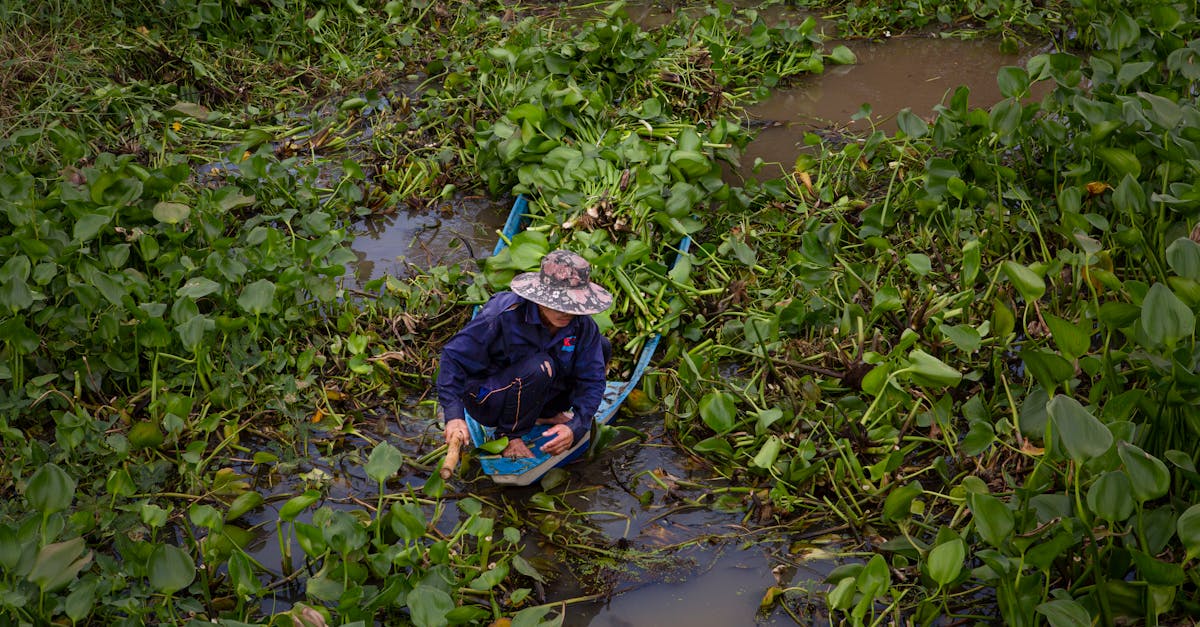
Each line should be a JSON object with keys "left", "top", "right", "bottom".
{"left": 464, "top": 195, "right": 690, "bottom": 486}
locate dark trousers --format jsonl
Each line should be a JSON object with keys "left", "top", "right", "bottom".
{"left": 464, "top": 337, "right": 610, "bottom": 437}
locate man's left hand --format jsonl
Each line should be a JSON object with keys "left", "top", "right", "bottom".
{"left": 540, "top": 424, "right": 574, "bottom": 455}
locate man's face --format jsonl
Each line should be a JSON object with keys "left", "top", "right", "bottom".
{"left": 537, "top": 304, "right": 575, "bottom": 330}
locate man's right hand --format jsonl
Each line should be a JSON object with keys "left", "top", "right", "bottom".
{"left": 445, "top": 419, "right": 468, "bottom": 448}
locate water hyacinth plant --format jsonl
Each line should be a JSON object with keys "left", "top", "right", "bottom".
{"left": 3, "top": 0, "right": 1200, "bottom": 624}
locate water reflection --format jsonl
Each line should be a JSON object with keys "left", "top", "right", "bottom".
{"left": 346, "top": 196, "right": 507, "bottom": 286}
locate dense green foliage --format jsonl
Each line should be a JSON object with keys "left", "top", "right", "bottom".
{"left": 3, "top": 0, "right": 1200, "bottom": 624}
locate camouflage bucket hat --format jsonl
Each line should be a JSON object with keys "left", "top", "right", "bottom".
{"left": 509, "top": 250, "right": 613, "bottom": 315}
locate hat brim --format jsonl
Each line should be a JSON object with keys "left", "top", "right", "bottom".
{"left": 510, "top": 272, "right": 613, "bottom": 315}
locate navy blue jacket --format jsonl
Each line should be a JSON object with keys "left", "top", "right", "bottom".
{"left": 437, "top": 292, "right": 606, "bottom": 444}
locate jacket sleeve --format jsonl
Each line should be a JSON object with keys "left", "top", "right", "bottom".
{"left": 436, "top": 303, "right": 502, "bottom": 424}
{"left": 564, "top": 322, "right": 607, "bottom": 443}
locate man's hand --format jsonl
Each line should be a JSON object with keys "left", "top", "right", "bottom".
{"left": 444, "top": 419, "right": 468, "bottom": 448}
{"left": 540, "top": 424, "right": 574, "bottom": 456}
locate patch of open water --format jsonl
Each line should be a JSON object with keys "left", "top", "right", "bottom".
{"left": 346, "top": 195, "right": 507, "bottom": 286}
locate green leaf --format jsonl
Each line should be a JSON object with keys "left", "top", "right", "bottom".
{"left": 152, "top": 201, "right": 191, "bottom": 224}
{"left": 323, "top": 511, "right": 368, "bottom": 555}
{"left": 148, "top": 544, "right": 196, "bottom": 594}
{"left": 969, "top": 492, "right": 1014, "bottom": 548}
{"left": 1117, "top": 442, "right": 1169, "bottom": 503}
{"left": 693, "top": 435, "right": 733, "bottom": 457}
{"left": 938, "top": 324, "right": 981, "bottom": 353}
{"left": 854, "top": 554, "right": 889, "bottom": 599}
{"left": 962, "top": 240, "right": 981, "bottom": 287}
{"left": 896, "top": 109, "right": 928, "bottom": 139}
{"left": 364, "top": 441, "right": 404, "bottom": 484}
{"left": 512, "top": 554, "right": 545, "bottom": 584}
{"left": 1167, "top": 237, "right": 1200, "bottom": 280}
{"left": 871, "top": 286, "right": 903, "bottom": 316}
{"left": 228, "top": 550, "right": 261, "bottom": 597}
{"left": 26, "top": 463, "right": 76, "bottom": 515}
{"left": 1097, "top": 147, "right": 1142, "bottom": 179}
{"left": 1021, "top": 348, "right": 1075, "bottom": 391}
{"left": 479, "top": 437, "right": 509, "bottom": 454}
{"left": 827, "top": 45, "right": 856, "bottom": 65}
{"left": 1129, "top": 548, "right": 1185, "bottom": 586}
{"left": 389, "top": 502, "right": 427, "bottom": 543}
{"left": 73, "top": 213, "right": 111, "bottom": 242}
{"left": 1002, "top": 261, "right": 1045, "bottom": 302}
{"left": 926, "top": 538, "right": 965, "bottom": 586}
{"left": 1036, "top": 599, "right": 1092, "bottom": 627}
{"left": 279, "top": 490, "right": 321, "bottom": 522}
{"left": 238, "top": 279, "right": 277, "bottom": 315}
{"left": 26, "top": 537, "right": 92, "bottom": 593}
{"left": 906, "top": 350, "right": 961, "bottom": 387}
{"left": 997, "top": 66, "right": 1030, "bottom": 98}
{"left": 225, "top": 491, "right": 264, "bottom": 522}
{"left": 752, "top": 436, "right": 782, "bottom": 469}
{"left": 699, "top": 391, "right": 738, "bottom": 434}
{"left": 1087, "top": 471, "right": 1135, "bottom": 522}
{"left": 882, "top": 481, "right": 923, "bottom": 522}
{"left": 1047, "top": 395, "right": 1112, "bottom": 463}
{"left": 1141, "top": 282, "right": 1195, "bottom": 346}
{"left": 189, "top": 504, "right": 223, "bottom": 532}
{"left": 408, "top": 585, "right": 453, "bottom": 627}
{"left": 176, "top": 277, "right": 221, "bottom": 299}
{"left": 1177, "top": 503, "right": 1200, "bottom": 561}
{"left": 63, "top": 578, "right": 97, "bottom": 622}
{"left": 905, "top": 253, "right": 931, "bottom": 276}
{"left": 1044, "top": 314, "right": 1091, "bottom": 359}
{"left": 512, "top": 604, "right": 564, "bottom": 627}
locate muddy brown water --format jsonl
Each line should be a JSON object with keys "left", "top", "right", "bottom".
{"left": 738, "top": 34, "right": 1048, "bottom": 182}
{"left": 330, "top": 13, "right": 1047, "bottom": 625}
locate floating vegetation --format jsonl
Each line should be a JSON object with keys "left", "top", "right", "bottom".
{"left": 3, "top": 0, "right": 1200, "bottom": 624}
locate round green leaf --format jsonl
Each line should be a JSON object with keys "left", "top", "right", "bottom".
{"left": 699, "top": 391, "right": 738, "bottom": 434}
{"left": 408, "top": 585, "right": 454, "bottom": 627}
{"left": 969, "top": 492, "right": 1014, "bottom": 548}
{"left": 1087, "top": 471, "right": 1135, "bottom": 523}
{"left": 364, "top": 441, "right": 404, "bottom": 484}
{"left": 26, "top": 463, "right": 76, "bottom": 515}
{"left": 926, "top": 538, "right": 965, "bottom": 586}
{"left": 1141, "top": 282, "right": 1195, "bottom": 347}
{"left": 1036, "top": 599, "right": 1091, "bottom": 627}
{"left": 1166, "top": 237, "right": 1200, "bottom": 280}
{"left": 237, "top": 279, "right": 277, "bottom": 315}
{"left": 148, "top": 544, "right": 196, "bottom": 594}
{"left": 1002, "top": 261, "right": 1046, "bottom": 303}
{"left": 1118, "top": 441, "right": 1169, "bottom": 502}
{"left": 1047, "top": 395, "right": 1112, "bottom": 463}
{"left": 152, "top": 201, "right": 191, "bottom": 225}
{"left": 1178, "top": 503, "right": 1200, "bottom": 562}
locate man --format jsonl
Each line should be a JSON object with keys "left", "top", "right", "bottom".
{"left": 437, "top": 250, "right": 613, "bottom": 459}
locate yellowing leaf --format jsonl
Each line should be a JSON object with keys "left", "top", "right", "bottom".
{"left": 760, "top": 586, "right": 784, "bottom": 608}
